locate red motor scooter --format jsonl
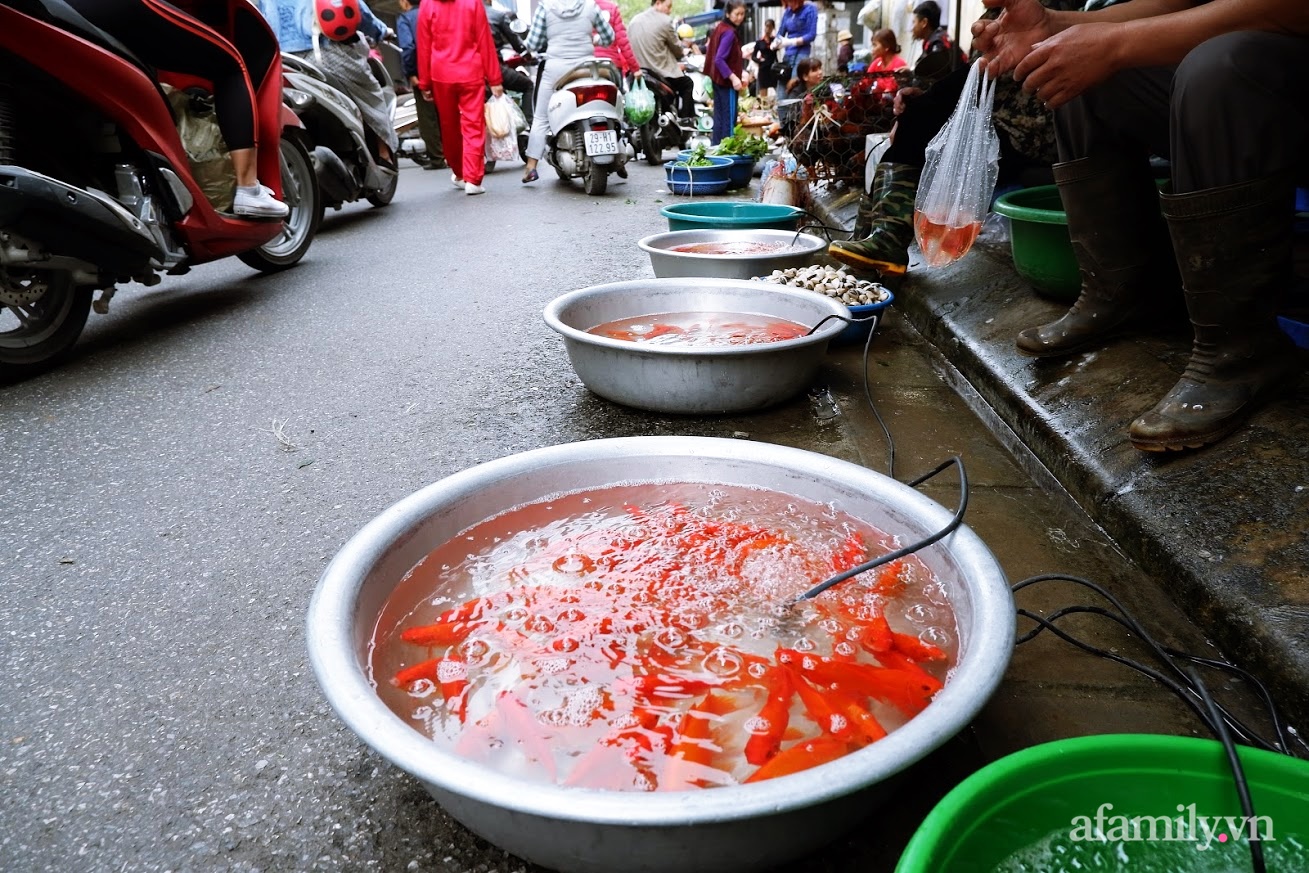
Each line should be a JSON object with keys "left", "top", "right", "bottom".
{"left": 0, "top": 0, "right": 322, "bottom": 382}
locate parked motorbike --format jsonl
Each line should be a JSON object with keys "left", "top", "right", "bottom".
{"left": 281, "top": 47, "right": 398, "bottom": 220}
{"left": 633, "top": 68, "right": 693, "bottom": 165}
{"left": 0, "top": 0, "right": 320, "bottom": 382}
{"left": 543, "top": 58, "right": 628, "bottom": 196}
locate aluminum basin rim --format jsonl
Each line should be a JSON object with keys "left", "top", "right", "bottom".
{"left": 637, "top": 228, "right": 828, "bottom": 261}
{"left": 542, "top": 278, "right": 851, "bottom": 354}
{"left": 307, "top": 436, "right": 1014, "bottom": 827}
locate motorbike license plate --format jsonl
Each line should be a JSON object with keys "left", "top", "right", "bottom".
{"left": 583, "top": 130, "right": 619, "bottom": 156}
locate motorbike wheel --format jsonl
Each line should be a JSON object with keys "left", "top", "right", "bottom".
{"left": 582, "top": 162, "right": 608, "bottom": 196}
{"left": 367, "top": 166, "right": 398, "bottom": 208}
{"left": 0, "top": 270, "right": 92, "bottom": 384}
{"left": 237, "top": 135, "right": 320, "bottom": 273}
{"left": 640, "top": 122, "right": 662, "bottom": 166}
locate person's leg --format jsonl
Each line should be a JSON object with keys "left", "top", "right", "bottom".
{"left": 711, "top": 87, "right": 734, "bottom": 144}
{"left": 457, "top": 80, "right": 489, "bottom": 189}
{"left": 524, "top": 59, "right": 563, "bottom": 179}
{"left": 415, "top": 92, "right": 445, "bottom": 168}
{"left": 502, "top": 67, "right": 535, "bottom": 121}
{"left": 1129, "top": 32, "right": 1309, "bottom": 451}
{"left": 1010, "top": 65, "right": 1174, "bottom": 357}
{"left": 431, "top": 83, "right": 465, "bottom": 186}
{"left": 671, "top": 75, "right": 696, "bottom": 121}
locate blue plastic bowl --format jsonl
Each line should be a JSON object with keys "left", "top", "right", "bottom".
{"left": 660, "top": 201, "right": 802, "bottom": 232}
{"left": 665, "top": 156, "right": 733, "bottom": 196}
{"left": 834, "top": 292, "right": 895, "bottom": 346}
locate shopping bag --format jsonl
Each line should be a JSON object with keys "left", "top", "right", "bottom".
{"left": 485, "top": 94, "right": 514, "bottom": 139}
{"left": 625, "top": 77, "right": 656, "bottom": 126}
{"left": 505, "top": 95, "right": 528, "bottom": 133}
{"left": 485, "top": 128, "right": 518, "bottom": 162}
{"left": 912, "top": 61, "right": 1000, "bottom": 267}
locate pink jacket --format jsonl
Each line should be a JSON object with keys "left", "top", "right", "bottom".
{"left": 417, "top": 0, "right": 503, "bottom": 88}
{"left": 592, "top": 0, "right": 638, "bottom": 76}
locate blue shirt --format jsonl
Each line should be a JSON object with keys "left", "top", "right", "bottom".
{"left": 778, "top": 1, "right": 817, "bottom": 63}
{"left": 258, "top": 0, "right": 388, "bottom": 54}
{"left": 397, "top": 6, "right": 420, "bottom": 79}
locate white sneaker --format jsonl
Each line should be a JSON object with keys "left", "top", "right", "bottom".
{"left": 451, "top": 173, "right": 465, "bottom": 190}
{"left": 233, "top": 184, "right": 289, "bottom": 219}
{"left": 464, "top": 182, "right": 486, "bottom": 195}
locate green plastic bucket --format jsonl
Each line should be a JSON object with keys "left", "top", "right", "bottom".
{"left": 896, "top": 734, "right": 1309, "bottom": 872}
{"left": 992, "top": 185, "right": 1080, "bottom": 302}
{"left": 660, "top": 201, "right": 802, "bottom": 232}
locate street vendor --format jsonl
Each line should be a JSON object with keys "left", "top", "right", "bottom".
{"left": 969, "top": 0, "right": 1308, "bottom": 452}
{"left": 774, "top": 0, "right": 817, "bottom": 80}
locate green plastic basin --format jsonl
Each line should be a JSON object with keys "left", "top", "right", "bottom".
{"left": 896, "top": 734, "right": 1309, "bottom": 872}
{"left": 660, "top": 201, "right": 802, "bottom": 232}
{"left": 992, "top": 185, "right": 1080, "bottom": 302}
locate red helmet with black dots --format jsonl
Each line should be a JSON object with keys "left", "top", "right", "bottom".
{"left": 316, "top": 0, "right": 361, "bottom": 41}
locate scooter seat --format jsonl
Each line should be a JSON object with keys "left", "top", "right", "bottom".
{"left": 554, "top": 59, "right": 624, "bottom": 91}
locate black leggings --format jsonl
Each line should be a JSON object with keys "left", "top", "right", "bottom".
{"left": 63, "top": 0, "right": 276, "bottom": 150}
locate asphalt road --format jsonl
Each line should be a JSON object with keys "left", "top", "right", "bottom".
{"left": 0, "top": 160, "right": 854, "bottom": 873}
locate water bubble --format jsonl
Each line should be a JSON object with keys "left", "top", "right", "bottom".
{"left": 747, "top": 662, "right": 768, "bottom": 679}
{"left": 834, "top": 641, "right": 856, "bottom": 658}
{"left": 556, "top": 608, "right": 587, "bottom": 623}
{"left": 525, "top": 615, "right": 556, "bottom": 634}
{"left": 904, "top": 603, "right": 934, "bottom": 626}
{"left": 921, "top": 626, "right": 953, "bottom": 647}
{"left": 702, "top": 647, "right": 743, "bottom": 678}
{"left": 502, "top": 607, "right": 529, "bottom": 624}
{"left": 552, "top": 553, "right": 595, "bottom": 575}
{"left": 654, "top": 629, "right": 686, "bottom": 651}
{"left": 819, "top": 618, "right": 842, "bottom": 634}
{"left": 793, "top": 637, "right": 817, "bottom": 652}
{"left": 743, "top": 715, "right": 769, "bottom": 734}
{"left": 718, "top": 622, "right": 745, "bottom": 639}
{"left": 550, "top": 636, "right": 580, "bottom": 653}
{"left": 537, "top": 657, "right": 570, "bottom": 676}
{"left": 436, "top": 660, "right": 468, "bottom": 683}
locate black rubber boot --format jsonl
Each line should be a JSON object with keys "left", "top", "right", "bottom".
{"left": 828, "top": 163, "right": 920, "bottom": 287}
{"left": 1015, "top": 155, "right": 1170, "bottom": 358}
{"left": 1129, "top": 175, "right": 1303, "bottom": 452}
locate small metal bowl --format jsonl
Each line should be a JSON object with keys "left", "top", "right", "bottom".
{"left": 543, "top": 277, "right": 850, "bottom": 414}
{"left": 638, "top": 228, "right": 828, "bottom": 280}
{"left": 307, "top": 436, "right": 1015, "bottom": 873}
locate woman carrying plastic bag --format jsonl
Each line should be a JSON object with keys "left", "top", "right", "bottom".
{"left": 912, "top": 60, "right": 1000, "bottom": 266}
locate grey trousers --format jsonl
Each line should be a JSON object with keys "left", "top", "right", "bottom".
{"left": 1054, "top": 31, "right": 1309, "bottom": 193}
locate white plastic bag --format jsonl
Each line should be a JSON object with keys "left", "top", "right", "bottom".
{"left": 505, "top": 96, "right": 528, "bottom": 133}
{"left": 485, "top": 128, "right": 518, "bottom": 162}
{"left": 485, "top": 94, "right": 514, "bottom": 139}
{"left": 913, "top": 61, "right": 1000, "bottom": 267}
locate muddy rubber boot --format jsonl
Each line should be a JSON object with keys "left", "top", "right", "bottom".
{"left": 1129, "top": 175, "right": 1303, "bottom": 452}
{"left": 828, "top": 163, "right": 920, "bottom": 287}
{"left": 1015, "top": 155, "right": 1169, "bottom": 358}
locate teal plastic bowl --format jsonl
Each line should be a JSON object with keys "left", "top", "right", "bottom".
{"left": 660, "top": 201, "right": 803, "bottom": 232}
{"left": 992, "top": 185, "right": 1080, "bottom": 302}
{"left": 896, "top": 734, "right": 1309, "bottom": 872}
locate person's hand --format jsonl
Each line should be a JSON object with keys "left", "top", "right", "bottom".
{"left": 730, "top": 74, "right": 742, "bottom": 91}
{"left": 491, "top": 84, "right": 505, "bottom": 98}
{"left": 970, "top": 0, "right": 1053, "bottom": 78}
{"left": 384, "top": 27, "right": 398, "bottom": 43}
{"left": 1014, "top": 22, "right": 1121, "bottom": 109}
{"left": 892, "top": 86, "right": 923, "bottom": 116}
{"left": 420, "top": 88, "right": 433, "bottom": 102}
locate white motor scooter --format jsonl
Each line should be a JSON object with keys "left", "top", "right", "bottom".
{"left": 544, "top": 58, "right": 628, "bottom": 196}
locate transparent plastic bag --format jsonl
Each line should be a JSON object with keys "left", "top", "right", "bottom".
{"left": 485, "top": 94, "right": 514, "bottom": 139}
{"left": 164, "top": 85, "right": 235, "bottom": 211}
{"left": 913, "top": 61, "right": 1000, "bottom": 267}
{"left": 625, "top": 77, "right": 656, "bottom": 126}
{"left": 485, "top": 127, "right": 518, "bottom": 162}
{"left": 505, "top": 95, "right": 528, "bottom": 133}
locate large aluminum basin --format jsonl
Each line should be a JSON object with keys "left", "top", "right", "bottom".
{"left": 638, "top": 228, "right": 828, "bottom": 279}
{"left": 307, "top": 437, "right": 1014, "bottom": 873}
{"left": 543, "top": 277, "right": 850, "bottom": 414}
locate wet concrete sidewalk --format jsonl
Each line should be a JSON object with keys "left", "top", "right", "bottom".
{"left": 809, "top": 182, "right": 1309, "bottom": 734}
